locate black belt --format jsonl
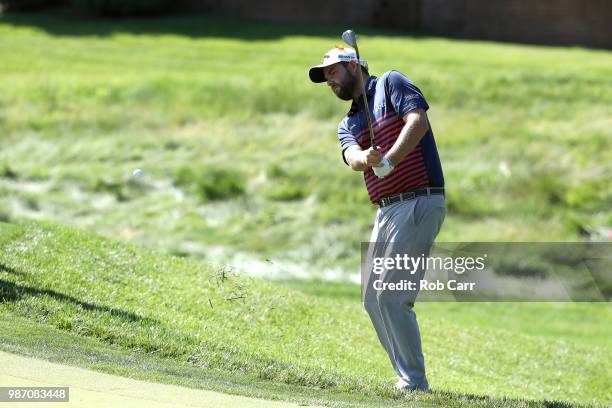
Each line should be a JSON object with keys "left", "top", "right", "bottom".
{"left": 378, "top": 187, "right": 445, "bottom": 208}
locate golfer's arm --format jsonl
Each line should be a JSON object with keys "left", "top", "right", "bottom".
{"left": 385, "top": 109, "right": 429, "bottom": 166}
{"left": 344, "top": 145, "right": 368, "bottom": 172}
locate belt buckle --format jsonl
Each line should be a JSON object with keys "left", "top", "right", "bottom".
{"left": 402, "top": 192, "right": 416, "bottom": 201}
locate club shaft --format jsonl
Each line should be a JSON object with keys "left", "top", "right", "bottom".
{"left": 353, "top": 45, "right": 376, "bottom": 149}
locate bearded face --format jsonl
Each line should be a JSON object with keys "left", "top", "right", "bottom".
{"left": 325, "top": 63, "right": 357, "bottom": 101}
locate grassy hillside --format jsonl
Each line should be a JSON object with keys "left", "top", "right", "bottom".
{"left": 0, "top": 13, "right": 610, "bottom": 279}
{"left": 0, "top": 13, "right": 610, "bottom": 407}
{"left": 1, "top": 221, "right": 610, "bottom": 406}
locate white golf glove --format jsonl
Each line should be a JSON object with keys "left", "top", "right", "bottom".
{"left": 373, "top": 156, "right": 394, "bottom": 178}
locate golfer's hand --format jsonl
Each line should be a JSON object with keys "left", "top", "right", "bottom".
{"left": 373, "top": 156, "right": 394, "bottom": 178}
{"left": 362, "top": 147, "right": 382, "bottom": 167}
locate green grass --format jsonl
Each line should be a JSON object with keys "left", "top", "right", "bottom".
{"left": 0, "top": 13, "right": 610, "bottom": 407}
{"left": 1, "top": 221, "right": 610, "bottom": 407}
{"left": 0, "top": 312, "right": 408, "bottom": 408}
{"left": 0, "top": 13, "right": 610, "bottom": 276}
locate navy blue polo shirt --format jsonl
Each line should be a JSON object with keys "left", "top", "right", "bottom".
{"left": 338, "top": 70, "right": 444, "bottom": 204}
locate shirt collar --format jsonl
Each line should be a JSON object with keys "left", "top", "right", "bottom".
{"left": 347, "top": 76, "right": 377, "bottom": 116}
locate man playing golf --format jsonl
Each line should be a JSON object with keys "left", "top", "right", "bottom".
{"left": 309, "top": 41, "right": 445, "bottom": 392}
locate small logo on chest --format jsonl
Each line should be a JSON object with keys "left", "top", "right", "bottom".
{"left": 373, "top": 102, "right": 386, "bottom": 113}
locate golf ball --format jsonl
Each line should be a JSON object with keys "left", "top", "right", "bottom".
{"left": 133, "top": 168, "right": 143, "bottom": 177}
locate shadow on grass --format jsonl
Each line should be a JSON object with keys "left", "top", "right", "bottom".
{"left": 0, "top": 10, "right": 420, "bottom": 40}
{"left": 0, "top": 262, "right": 26, "bottom": 276}
{"left": 430, "top": 390, "right": 576, "bottom": 408}
{"left": 0, "top": 278, "right": 157, "bottom": 325}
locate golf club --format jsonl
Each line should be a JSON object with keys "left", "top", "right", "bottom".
{"left": 342, "top": 29, "right": 376, "bottom": 150}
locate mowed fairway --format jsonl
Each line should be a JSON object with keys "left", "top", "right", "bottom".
{"left": 0, "top": 12, "right": 611, "bottom": 408}
{"left": 0, "top": 350, "right": 319, "bottom": 408}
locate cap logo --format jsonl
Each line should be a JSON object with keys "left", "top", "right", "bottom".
{"left": 322, "top": 47, "right": 356, "bottom": 64}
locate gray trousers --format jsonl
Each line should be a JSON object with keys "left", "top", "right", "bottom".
{"left": 363, "top": 194, "right": 445, "bottom": 390}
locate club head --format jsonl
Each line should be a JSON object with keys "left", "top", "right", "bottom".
{"left": 342, "top": 29, "right": 357, "bottom": 48}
